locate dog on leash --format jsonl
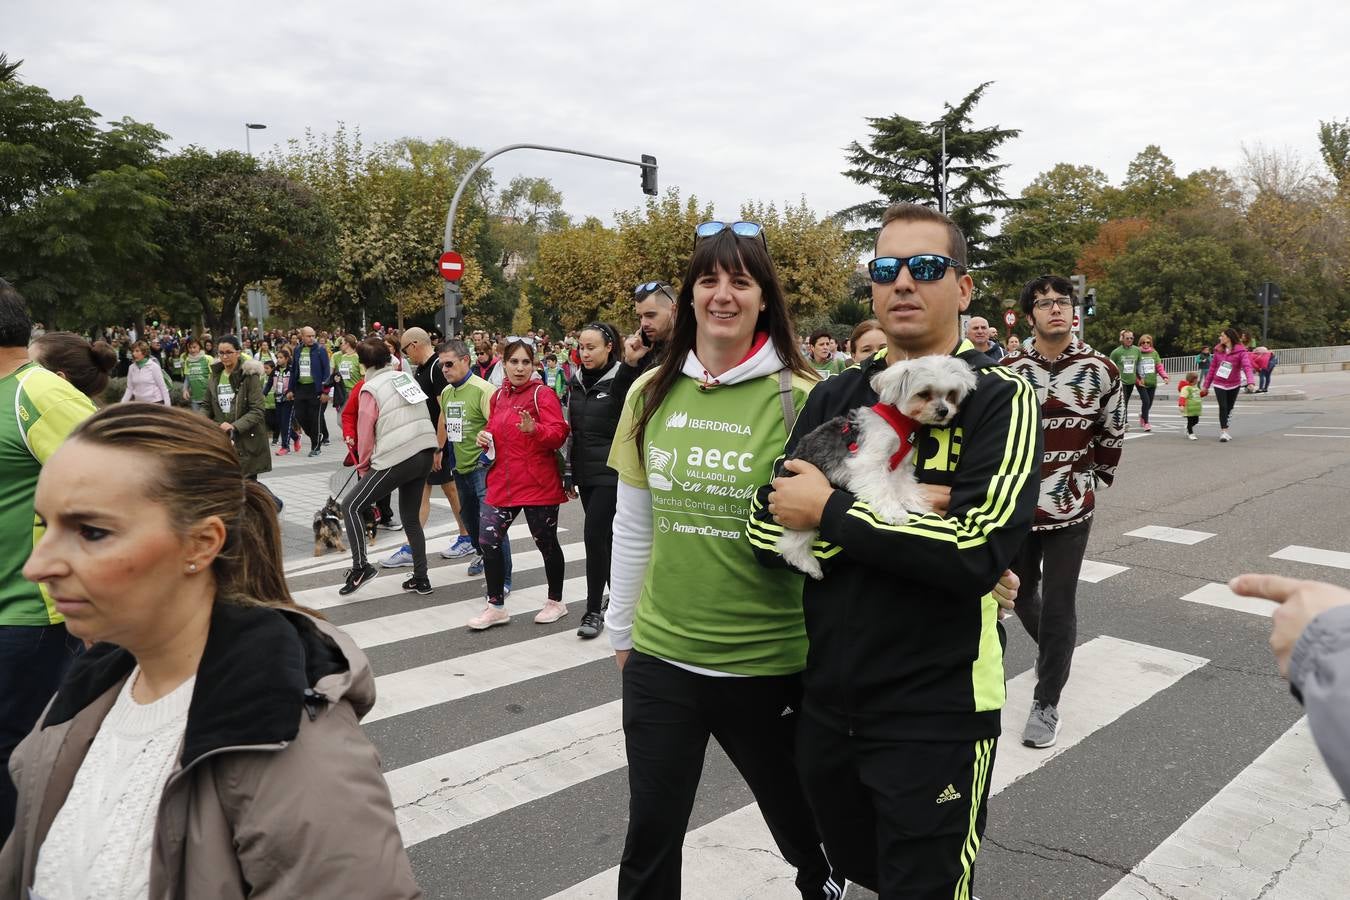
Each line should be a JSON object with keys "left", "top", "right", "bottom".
{"left": 776, "top": 356, "right": 978, "bottom": 579}
{"left": 313, "top": 498, "right": 377, "bottom": 556}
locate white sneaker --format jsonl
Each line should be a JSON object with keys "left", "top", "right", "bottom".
{"left": 1187, "top": 433, "right": 1197, "bottom": 440}
{"left": 1219, "top": 431, "right": 1232, "bottom": 442}
{"left": 534, "top": 599, "right": 569, "bottom": 624}
{"left": 467, "top": 604, "right": 510, "bottom": 630}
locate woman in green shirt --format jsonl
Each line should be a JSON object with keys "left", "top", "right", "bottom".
{"left": 604, "top": 222, "right": 835, "bottom": 898}
{"left": 1134, "top": 334, "right": 1169, "bottom": 432}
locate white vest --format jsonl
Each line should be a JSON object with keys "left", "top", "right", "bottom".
{"left": 363, "top": 368, "right": 438, "bottom": 471}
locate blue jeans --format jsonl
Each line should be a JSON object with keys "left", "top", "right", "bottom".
{"left": 0, "top": 623, "right": 83, "bottom": 840}
{"left": 454, "top": 467, "right": 511, "bottom": 574}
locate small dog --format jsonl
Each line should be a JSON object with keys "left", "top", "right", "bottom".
{"left": 777, "top": 356, "right": 978, "bottom": 579}
{"left": 313, "top": 498, "right": 377, "bottom": 556}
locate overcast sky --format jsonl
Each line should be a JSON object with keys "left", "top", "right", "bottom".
{"left": 10, "top": 0, "right": 1349, "bottom": 226}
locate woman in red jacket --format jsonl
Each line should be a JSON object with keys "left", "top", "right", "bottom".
{"left": 468, "top": 339, "right": 571, "bottom": 630}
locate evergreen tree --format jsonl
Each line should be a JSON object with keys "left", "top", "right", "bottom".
{"left": 838, "top": 82, "right": 1021, "bottom": 264}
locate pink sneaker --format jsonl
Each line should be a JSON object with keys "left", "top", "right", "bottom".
{"left": 534, "top": 599, "right": 569, "bottom": 624}
{"left": 467, "top": 604, "right": 510, "bottom": 630}
{"left": 293, "top": 437, "right": 301, "bottom": 452}
{"left": 275, "top": 446, "right": 289, "bottom": 456}
{"left": 1142, "top": 422, "right": 1152, "bottom": 431}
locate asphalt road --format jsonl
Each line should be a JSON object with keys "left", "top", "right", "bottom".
{"left": 268, "top": 369, "right": 1350, "bottom": 900}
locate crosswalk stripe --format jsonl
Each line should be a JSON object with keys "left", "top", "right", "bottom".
{"left": 367, "top": 630, "right": 612, "bottom": 724}
{"left": 1079, "top": 560, "right": 1129, "bottom": 583}
{"left": 545, "top": 636, "right": 1207, "bottom": 898}
{"left": 284, "top": 522, "right": 567, "bottom": 578}
{"left": 1271, "top": 544, "right": 1350, "bottom": 571}
{"left": 1098, "top": 718, "right": 1349, "bottom": 900}
{"left": 344, "top": 576, "right": 588, "bottom": 648}
{"left": 1180, "top": 582, "right": 1273, "bottom": 618}
{"left": 296, "top": 544, "right": 583, "bottom": 612}
{"left": 388, "top": 700, "right": 625, "bottom": 847}
{"left": 1124, "top": 525, "right": 1215, "bottom": 545}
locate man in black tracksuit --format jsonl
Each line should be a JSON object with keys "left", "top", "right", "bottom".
{"left": 749, "top": 204, "right": 1040, "bottom": 898}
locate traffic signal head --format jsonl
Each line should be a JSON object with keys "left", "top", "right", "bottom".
{"left": 1084, "top": 288, "right": 1097, "bottom": 317}
{"left": 641, "top": 155, "right": 658, "bottom": 196}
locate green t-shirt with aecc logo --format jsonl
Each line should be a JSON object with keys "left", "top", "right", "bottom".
{"left": 608, "top": 369, "right": 815, "bottom": 676}
{"left": 1110, "top": 345, "right": 1142, "bottom": 385}
{"left": 334, "top": 351, "right": 363, "bottom": 389}
{"left": 439, "top": 375, "right": 495, "bottom": 475}
{"left": 183, "top": 354, "right": 214, "bottom": 401}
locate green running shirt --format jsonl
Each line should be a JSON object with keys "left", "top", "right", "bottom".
{"left": 439, "top": 375, "right": 495, "bottom": 475}
{"left": 608, "top": 370, "right": 815, "bottom": 675}
{"left": 0, "top": 363, "right": 96, "bottom": 625}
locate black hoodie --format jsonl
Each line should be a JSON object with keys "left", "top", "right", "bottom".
{"left": 748, "top": 340, "right": 1041, "bottom": 740}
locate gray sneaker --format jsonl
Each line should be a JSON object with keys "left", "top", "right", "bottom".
{"left": 1023, "top": 701, "right": 1059, "bottom": 748}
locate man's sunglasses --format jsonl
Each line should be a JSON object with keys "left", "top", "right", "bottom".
{"left": 634, "top": 281, "right": 670, "bottom": 298}
{"left": 867, "top": 254, "right": 965, "bottom": 284}
{"left": 694, "top": 221, "right": 766, "bottom": 246}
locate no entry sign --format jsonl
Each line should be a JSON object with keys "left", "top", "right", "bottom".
{"left": 438, "top": 251, "right": 465, "bottom": 282}
{"left": 1003, "top": 309, "right": 1017, "bottom": 330}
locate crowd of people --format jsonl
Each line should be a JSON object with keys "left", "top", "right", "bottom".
{"left": 0, "top": 196, "right": 1345, "bottom": 899}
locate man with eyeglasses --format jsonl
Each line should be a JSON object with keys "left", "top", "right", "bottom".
{"left": 621, "top": 281, "right": 676, "bottom": 378}
{"left": 379, "top": 327, "right": 474, "bottom": 568}
{"left": 751, "top": 202, "right": 1040, "bottom": 896}
{"left": 1002, "top": 275, "right": 1124, "bottom": 753}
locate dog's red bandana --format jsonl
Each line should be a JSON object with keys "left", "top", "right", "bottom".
{"left": 868, "top": 403, "right": 921, "bottom": 470}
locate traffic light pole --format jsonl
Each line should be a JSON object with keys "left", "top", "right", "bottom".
{"left": 440, "top": 143, "right": 658, "bottom": 337}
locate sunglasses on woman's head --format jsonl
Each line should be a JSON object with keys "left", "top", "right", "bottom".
{"left": 693, "top": 221, "right": 766, "bottom": 247}
{"left": 633, "top": 281, "right": 669, "bottom": 298}
{"left": 867, "top": 254, "right": 965, "bottom": 284}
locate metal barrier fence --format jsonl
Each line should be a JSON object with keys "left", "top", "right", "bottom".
{"left": 1160, "top": 345, "right": 1350, "bottom": 376}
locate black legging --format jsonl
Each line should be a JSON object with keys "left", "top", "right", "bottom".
{"left": 580, "top": 484, "right": 617, "bottom": 614}
{"left": 482, "top": 505, "right": 563, "bottom": 605}
{"left": 293, "top": 386, "right": 322, "bottom": 451}
{"left": 1137, "top": 385, "right": 1156, "bottom": 424}
{"left": 1214, "top": 387, "right": 1240, "bottom": 430}
{"left": 1121, "top": 381, "right": 1135, "bottom": 417}
{"left": 341, "top": 448, "right": 435, "bottom": 578}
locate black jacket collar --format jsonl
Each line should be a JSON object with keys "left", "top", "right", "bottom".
{"left": 43, "top": 604, "right": 349, "bottom": 767}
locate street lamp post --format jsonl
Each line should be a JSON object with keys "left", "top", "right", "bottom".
{"left": 244, "top": 122, "right": 267, "bottom": 157}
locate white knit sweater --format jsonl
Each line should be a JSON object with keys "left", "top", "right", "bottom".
{"left": 33, "top": 669, "right": 195, "bottom": 900}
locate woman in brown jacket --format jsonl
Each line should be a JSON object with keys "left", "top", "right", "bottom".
{"left": 1, "top": 403, "right": 421, "bottom": 899}
{"left": 205, "top": 334, "right": 272, "bottom": 480}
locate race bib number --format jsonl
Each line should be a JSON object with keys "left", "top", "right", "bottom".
{"left": 339, "top": 360, "right": 353, "bottom": 379}
{"left": 299, "top": 355, "right": 312, "bottom": 378}
{"left": 1121, "top": 358, "right": 1135, "bottom": 375}
{"left": 217, "top": 382, "right": 235, "bottom": 414}
{"left": 1215, "top": 361, "right": 1233, "bottom": 379}
{"left": 445, "top": 401, "right": 465, "bottom": 443}
{"left": 1137, "top": 358, "right": 1155, "bottom": 376}
{"left": 391, "top": 372, "right": 429, "bottom": 405}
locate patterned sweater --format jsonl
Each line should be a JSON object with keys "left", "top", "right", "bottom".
{"left": 1003, "top": 338, "right": 1125, "bottom": 531}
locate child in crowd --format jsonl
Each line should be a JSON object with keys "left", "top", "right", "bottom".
{"left": 1179, "top": 370, "right": 1203, "bottom": 440}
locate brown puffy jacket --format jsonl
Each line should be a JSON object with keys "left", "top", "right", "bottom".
{"left": 0, "top": 603, "right": 422, "bottom": 899}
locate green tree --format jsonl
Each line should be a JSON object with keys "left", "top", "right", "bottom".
{"left": 989, "top": 163, "right": 1110, "bottom": 295}
{"left": 740, "top": 198, "right": 856, "bottom": 324}
{"left": 154, "top": 148, "right": 334, "bottom": 334}
{"left": 0, "top": 53, "right": 22, "bottom": 85}
{"left": 1319, "top": 119, "right": 1350, "bottom": 191}
{"left": 838, "top": 82, "right": 1021, "bottom": 262}
{"left": 0, "top": 77, "right": 169, "bottom": 328}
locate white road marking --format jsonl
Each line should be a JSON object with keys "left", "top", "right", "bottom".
{"left": 1080, "top": 560, "right": 1130, "bottom": 583}
{"left": 367, "top": 630, "right": 612, "bottom": 724}
{"left": 1124, "top": 525, "right": 1215, "bottom": 545}
{"left": 285, "top": 522, "right": 565, "bottom": 577}
{"left": 1098, "top": 718, "right": 1350, "bottom": 900}
{"left": 1284, "top": 433, "right": 1350, "bottom": 438}
{"left": 1270, "top": 545, "right": 1350, "bottom": 571}
{"left": 343, "top": 576, "right": 588, "bottom": 647}
{"left": 295, "top": 543, "right": 582, "bottom": 611}
{"left": 388, "top": 700, "right": 625, "bottom": 847}
{"left": 1180, "top": 582, "right": 1273, "bottom": 618}
{"left": 546, "top": 636, "right": 1207, "bottom": 899}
